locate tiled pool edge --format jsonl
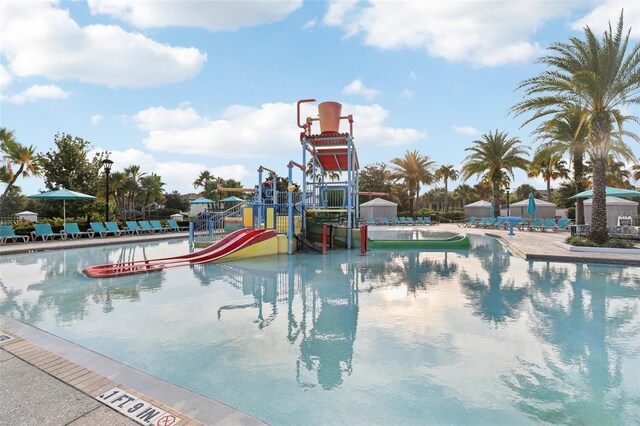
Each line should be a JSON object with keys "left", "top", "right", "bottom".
{"left": 0, "top": 314, "right": 266, "bottom": 426}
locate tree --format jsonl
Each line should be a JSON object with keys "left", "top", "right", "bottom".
{"left": 586, "top": 155, "right": 632, "bottom": 188}
{"left": 511, "top": 12, "right": 640, "bottom": 243}
{"left": 358, "top": 163, "right": 391, "bottom": 202}
{"left": 0, "top": 128, "right": 43, "bottom": 209}
{"left": 527, "top": 147, "right": 570, "bottom": 201}
{"left": 193, "top": 170, "right": 218, "bottom": 201}
{"left": 435, "top": 164, "right": 459, "bottom": 212}
{"left": 389, "top": 150, "right": 435, "bottom": 216}
{"left": 163, "top": 191, "right": 190, "bottom": 212}
{"left": 633, "top": 164, "right": 640, "bottom": 182}
{"left": 461, "top": 130, "right": 529, "bottom": 218}
{"left": 514, "top": 184, "right": 540, "bottom": 202}
{"left": 306, "top": 158, "right": 341, "bottom": 182}
{"left": 139, "top": 173, "right": 165, "bottom": 219}
{"left": 452, "top": 183, "right": 474, "bottom": 208}
{"left": 40, "top": 133, "right": 104, "bottom": 218}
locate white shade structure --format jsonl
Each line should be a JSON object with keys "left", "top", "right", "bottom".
{"left": 464, "top": 200, "right": 491, "bottom": 218}
{"left": 584, "top": 196, "right": 638, "bottom": 226}
{"left": 359, "top": 198, "right": 397, "bottom": 219}
{"left": 509, "top": 198, "right": 557, "bottom": 219}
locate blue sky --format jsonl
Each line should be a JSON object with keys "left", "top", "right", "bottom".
{"left": 1, "top": 0, "right": 639, "bottom": 196}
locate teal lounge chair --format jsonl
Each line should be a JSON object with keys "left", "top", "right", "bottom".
{"left": 167, "top": 219, "right": 188, "bottom": 231}
{"left": 474, "top": 218, "right": 488, "bottom": 227}
{"left": 493, "top": 217, "right": 507, "bottom": 229}
{"left": 106, "top": 221, "right": 129, "bottom": 236}
{"left": 0, "top": 225, "right": 30, "bottom": 244}
{"left": 423, "top": 217, "right": 433, "bottom": 225}
{"left": 539, "top": 218, "right": 557, "bottom": 232}
{"left": 554, "top": 218, "right": 571, "bottom": 232}
{"left": 125, "top": 221, "right": 144, "bottom": 234}
{"left": 150, "top": 220, "right": 167, "bottom": 232}
{"left": 459, "top": 217, "right": 476, "bottom": 227}
{"left": 138, "top": 220, "right": 155, "bottom": 233}
{"left": 366, "top": 217, "right": 377, "bottom": 226}
{"left": 63, "top": 223, "right": 94, "bottom": 239}
{"left": 391, "top": 217, "right": 401, "bottom": 226}
{"left": 397, "top": 217, "right": 407, "bottom": 225}
{"left": 415, "top": 217, "right": 425, "bottom": 225}
{"left": 526, "top": 218, "right": 544, "bottom": 231}
{"left": 32, "top": 223, "right": 66, "bottom": 241}
{"left": 90, "top": 222, "right": 119, "bottom": 238}
{"left": 406, "top": 217, "right": 415, "bottom": 225}
{"left": 379, "top": 217, "right": 390, "bottom": 226}
{"left": 482, "top": 218, "right": 496, "bottom": 228}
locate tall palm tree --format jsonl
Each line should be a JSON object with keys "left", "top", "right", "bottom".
{"left": 306, "top": 158, "right": 341, "bottom": 182}
{"left": 193, "top": 170, "right": 214, "bottom": 191}
{"left": 139, "top": 173, "right": 166, "bottom": 219}
{"left": 586, "top": 155, "right": 632, "bottom": 188}
{"left": 461, "top": 130, "right": 529, "bottom": 218}
{"left": 0, "top": 128, "right": 42, "bottom": 208}
{"left": 389, "top": 150, "right": 435, "bottom": 216}
{"left": 435, "top": 164, "right": 459, "bottom": 212}
{"left": 527, "top": 147, "right": 570, "bottom": 201}
{"left": 511, "top": 12, "right": 640, "bottom": 243}
{"left": 452, "top": 183, "right": 474, "bottom": 208}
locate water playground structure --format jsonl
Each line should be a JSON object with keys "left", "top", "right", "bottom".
{"left": 84, "top": 100, "right": 469, "bottom": 278}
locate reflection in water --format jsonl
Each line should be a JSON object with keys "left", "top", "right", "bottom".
{"left": 1, "top": 236, "right": 639, "bottom": 423}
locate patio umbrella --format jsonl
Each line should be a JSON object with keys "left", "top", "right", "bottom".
{"left": 527, "top": 192, "right": 536, "bottom": 218}
{"left": 190, "top": 197, "right": 215, "bottom": 204}
{"left": 568, "top": 186, "right": 640, "bottom": 199}
{"left": 220, "top": 196, "right": 244, "bottom": 202}
{"left": 489, "top": 199, "right": 495, "bottom": 217}
{"left": 28, "top": 188, "right": 96, "bottom": 224}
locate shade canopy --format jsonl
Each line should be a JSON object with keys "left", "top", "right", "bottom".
{"left": 360, "top": 197, "right": 397, "bottom": 207}
{"left": 190, "top": 197, "right": 214, "bottom": 204}
{"left": 220, "top": 196, "right": 244, "bottom": 202}
{"left": 28, "top": 188, "right": 96, "bottom": 224}
{"left": 568, "top": 186, "right": 640, "bottom": 199}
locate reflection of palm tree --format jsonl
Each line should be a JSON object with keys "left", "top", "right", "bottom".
{"left": 503, "top": 263, "right": 640, "bottom": 424}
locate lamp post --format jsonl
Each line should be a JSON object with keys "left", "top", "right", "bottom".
{"left": 102, "top": 157, "right": 114, "bottom": 222}
{"left": 505, "top": 186, "right": 511, "bottom": 216}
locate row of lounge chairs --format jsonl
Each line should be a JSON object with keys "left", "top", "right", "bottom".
{"left": 458, "top": 216, "right": 572, "bottom": 232}
{"left": 0, "top": 220, "right": 188, "bottom": 244}
{"left": 366, "top": 216, "right": 438, "bottom": 226}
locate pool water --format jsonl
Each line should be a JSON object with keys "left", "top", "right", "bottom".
{"left": 368, "top": 229, "right": 459, "bottom": 240}
{"left": 1, "top": 236, "right": 639, "bottom": 425}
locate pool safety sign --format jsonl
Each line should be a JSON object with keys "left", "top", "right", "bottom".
{"left": 97, "top": 387, "right": 181, "bottom": 426}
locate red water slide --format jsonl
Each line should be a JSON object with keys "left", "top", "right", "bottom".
{"left": 83, "top": 228, "right": 275, "bottom": 278}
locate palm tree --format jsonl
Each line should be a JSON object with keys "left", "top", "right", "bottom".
{"left": 435, "top": 164, "right": 459, "bottom": 212}
{"left": 461, "top": 130, "right": 529, "bottom": 218}
{"left": 139, "top": 173, "right": 165, "bottom": 219}
{"left": 193, "top": 170, "right": 214, "bottom": 191}
{"left": 0, "top": 128, "right": 42, "bottom": 209}
{"left": 527, "top": 147, "right": 570, "bottom": 201}
{"left": 586, "top": 155, "right": 632, "bottom": 188}
{"left": 632, "top": 164, "right": 640, "bottom": 182}
{"left": 305, "top": 159, "right": 341, "bottom": 182}
{"left": 389, "top": 150, "right": 435, "bottom": 216}
{"left": 511, "top": 12, "right": 640, "bottom": 243}
{"left": 452, "top": 183, "right": 474, "bottom": 208}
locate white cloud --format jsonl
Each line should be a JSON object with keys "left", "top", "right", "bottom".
{"left": 133, "top": 101, "right": 425, "bottom": 159}
{"left": 324, "top": 0, "right": 574, "bottom": 67}
{"left": 95, "top": 148, "right": 251, "bottom": 193}
{"left": 2, "top": 84, "right": 69, "bottom": 104}
{"left": 342, "top": 79, "right": 381, "bottom": 100}
{"left": 303, "top": 18, "right": 318, "bottom": 30}
{"left": 91, "top": 114, "right": 103, "bottom": 125}
{"left": 88, "top": 0, "right": 302, "bottom": 31}
{"left": 570, "top": 1, "right": 640, "bottom": 38}
{"left": 0, "top": 1, "right": 207, "bottom": 88}
{"left": 452, "top": 125, "right": 480, "bottom": 136}
{"left": 400, "top": 89, "right": 413, "bottom": 99}
{"left": 0, "top": 64, "right": 11, "bottom": 89}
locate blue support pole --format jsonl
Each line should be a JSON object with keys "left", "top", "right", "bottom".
{"left": 189, "top": 221, "right": 194, "bottom": 246}
{"left": 287, "top": 164, "right": 294, "bottom": 255}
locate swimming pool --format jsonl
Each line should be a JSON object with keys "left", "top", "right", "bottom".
{"left": 1, "top": 236, "right": 639, "bottom": 425}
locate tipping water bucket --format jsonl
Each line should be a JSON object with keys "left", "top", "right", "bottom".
{"left": 318, "top": 101, "right": 342, "bottom": 133}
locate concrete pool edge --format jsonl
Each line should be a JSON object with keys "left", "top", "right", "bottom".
{"left": 0, "top": 314, "right": 266, "bottom": 426}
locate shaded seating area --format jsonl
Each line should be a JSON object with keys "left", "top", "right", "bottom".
{"left": 32, "top": 223, "right": 66, "bottom": 241}
{"left": 0, "top": 225, "right": 30, "bottom": 244}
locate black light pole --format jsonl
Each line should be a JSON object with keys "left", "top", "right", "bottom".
{"left": 102, "top": 157, "right": 114, "bottom": 222}
{"left": 506, "top": 186, "right": 511, "bottom": 216}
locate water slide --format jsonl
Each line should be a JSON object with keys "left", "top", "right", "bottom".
{"left": 83, "top": 228, "right": 276, "bottom": 278}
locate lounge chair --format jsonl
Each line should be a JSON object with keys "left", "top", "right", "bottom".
{"left": 63, "top": 223, "right": 94, "bottom": 239}
{"left": 397, "top": 217, "right": 408, "bottom": 225}
{"left": 539, "top": 218, "right": 557, "bottom": 232}
{"left": 526, "top": 218, "right": 544, "bottom": 231}
{"left": 482, "top": 218, "right": 496, "bottom": 228}
{"left": 424, "top": 217, "right": 433, "bottom": 225}
{"left": 90, "top": 222, "right": 119, "bottom": 238}
{"left": 150, "top": 220, "right": 167, "bottom": 233}
{"left": 0, "top": 225, "right": 30, "bottom": 244}
{"left": 554, "top": 218, "right": 571, "bottom": 232}
{"left": 167, "top": 219, "right": 188, "bottom": 231}
{"left": 138, "top": 220, "right": 156, "bottom": 233}
{"left": 473, "top": 218, "right": 488, "bottom": 228}
{"left": 31, "top": 223, "right": 66, "bottom": 241}
{"left": 379, "top": 217, "right": 390, "bottom": 226}
{"left": 366, "top": 217, "right": 377, "bottom": 226}
{"left": 493, "top": 217, "right": 507, "bottom": 229}
{"left": 406, "top": 217, "right": 415, "bottom": 225}
{"left": 391, "top": 217, "right": 401, "bottom": 226}
{"left": 106, "top": 221, "right": 130, "bottom": 236}
{"left": 459, "top": 217, "right": 477, "bottom": 227}
{"left": 125, "top": 221, "right": 144, "bottom": 234}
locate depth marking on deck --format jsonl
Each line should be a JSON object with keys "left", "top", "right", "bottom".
{"left": 97, "top": 387, "right": 181, "bottom": 426}
{"left": 0, "top": 332, "right": 15, "bottom": 344}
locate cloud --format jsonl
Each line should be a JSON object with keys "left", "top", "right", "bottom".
{"left": 91, "top": 114, "right": 103, "bottom": 125}
{"left": 452, "top": 125, "right": 480, "bottom": 136}
{"left": 2, "top": 84, "right": 70, "bottom": 104}
{"left": 570, "top": 1, "right": 640, "bottom": 38}
{"left": 0, "top": 1, "right": 207, "bottom": 88}
{"left": 0, "top": 64, "right": 11, "bottom": 89}
{"left": 133, "top": 101, "right": 425, "bottom": 159}
{"left": 342, "top": 79, "right": 381, "bottom": 100}
{"left": 96, "top": 148, "right": 251, "bottom": 193}
{"left": 324, "top": 0, "right": 573, "bottom": 67}
{"left": 88, "top": 0, "right": 302, "bottom": 31}
{"left": 302, "top": 18, "right": 318, "bottom": 30}
{"left": 400, "top": 89, "right": 413, "bottom": 99}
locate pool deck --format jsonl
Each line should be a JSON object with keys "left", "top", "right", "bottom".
{"left": 1, "top": 224, "right": 638, "bottom": 425}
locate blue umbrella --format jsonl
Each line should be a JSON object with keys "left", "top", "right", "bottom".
{"left": 28, "top": 188, "right": 96, "bottom": 224}
{"left": 527, "top": 192, "right": 536, "bottom": 218}
{"left": 489, "top": 199, "right": 494, "bottom": 217}
{"left": 568, "top": 186, "right": 640, "bottom": 199}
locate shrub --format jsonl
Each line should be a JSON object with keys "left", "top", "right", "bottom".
{"left": 566, "top": 235, "right": 595, "bottom": 246}
{"left": 566, "top": 235, "right": 637, "bottom": 249}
